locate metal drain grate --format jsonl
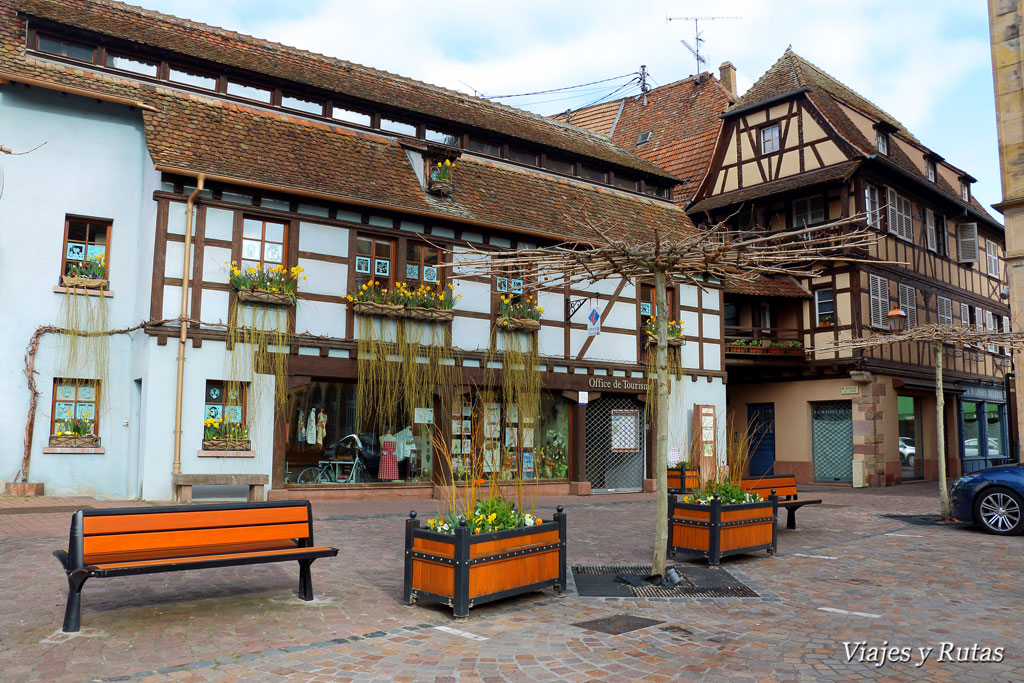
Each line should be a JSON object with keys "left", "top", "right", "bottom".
{"left": 572, "top": 614, "right": 663, "bottom": 635}
{"left": 879, "top": 514, "right": 943, "bottom": 526}
{"left": 571, "top": 564, "right": 759, "bottom": 599}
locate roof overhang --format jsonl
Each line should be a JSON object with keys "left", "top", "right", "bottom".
{"left": 721, "top": 88, "right": 809, "bottom": 119}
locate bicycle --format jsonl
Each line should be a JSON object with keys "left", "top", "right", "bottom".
{"left": 295, "top": 460, "right": 339, "bottom": 485}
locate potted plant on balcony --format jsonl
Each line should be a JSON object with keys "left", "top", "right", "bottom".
{"left": 50, "top": 417, "right": 99, "bottom": 447}
{"left": 768, "top": 341, "right": 786, "bottom": 355}
{"left": 817, "top": 314, "right": 834, "bottom": 328}
{"left": 496, "top": 294, "right": 542, "bottom": 331}
{"left": 61, "top": 255, "right": 108, "bottom": 290}
{"left": 725, "top": 338, "right": 748, "bottom": 353}
{"left": 643, "top": 317, "right": 685, "bottom": 347}
{"left": 227, "top": 261, "right": 304, "bottom": 305}
{"left": 786, "top": 340, "right": 804, "bottom": 355}
{"left": 202, "top": 416, "right": 250, "bottom": 451}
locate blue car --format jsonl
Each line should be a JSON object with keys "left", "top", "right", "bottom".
{"left": 950, "top": 464, "right": 1024, "bottom": 535}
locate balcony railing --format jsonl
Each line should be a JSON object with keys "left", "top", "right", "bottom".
{"left": 725, "top": 326, "right": 804, "bottom": 356}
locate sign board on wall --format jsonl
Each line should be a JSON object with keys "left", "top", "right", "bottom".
{"left": 578, "top": 391, "right": 589, "bottom": 405}
{"left": 587, "top": 308, "right": 601, "bottom": 336}
{"left": 840, "top": 385, "right": 859, "bottom": 395}
{"left": 610, "top": 409, "right": 640, "bottom": 452}
{"left": 692, "top": 405, "right": 717, "bottom": 481}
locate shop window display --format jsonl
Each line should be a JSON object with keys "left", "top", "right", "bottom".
{"left": 285, "top": 380, "right": 433, "bottom": 485}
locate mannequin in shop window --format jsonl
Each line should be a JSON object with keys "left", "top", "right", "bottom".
{"left": 379, "top": 428, "right": 398, "bottom": 481}
{"left": 394, "top": 424, "right": 417, "bottom": 480}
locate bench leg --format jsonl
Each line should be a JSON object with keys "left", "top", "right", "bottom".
{"left": 62, "top": 570, "right": 89, "bottom": 633}
{"left": 248, "top": 484, "right": 264, "bottom": 502}
{"left": 175, "top": 484, "right": 192, "bottom": 504}
{"left": 786, "top": 507, "right": 797, "bottom": 530}
{"left": 298, "top": 559, "right": 314, "bottom": 601}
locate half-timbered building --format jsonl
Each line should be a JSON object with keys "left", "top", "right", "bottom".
{"left": 0, "top": 0, "right": 726, "bottom": 500}
{"left": 687, "top": 50, "right": 1010, "bottom": 485}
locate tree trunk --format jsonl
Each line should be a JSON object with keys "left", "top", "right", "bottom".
{"left": 652, "top": 268, "right": 670, "bottom": 577}
{"left": 935, "top": 341, "right": 950, "bottom": 520}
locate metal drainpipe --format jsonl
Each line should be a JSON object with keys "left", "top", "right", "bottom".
{"left": 172, "top": 175, "right": 206, "bottom": 476}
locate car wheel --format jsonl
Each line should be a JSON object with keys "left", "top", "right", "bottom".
{"left": 906, "top": 453, "right": 915, "bottom": 468}
{"left": 974, "top": 487, "right": 1024, "bottom": 535}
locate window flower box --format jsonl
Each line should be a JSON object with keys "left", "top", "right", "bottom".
{"left": 496, "top": 317, "right": 541, "bottom": 331}
{"left": 644, "top": 332, "right": 686, "bottom": 347}
{"left": 351, "top": 300, "right": 406, "bottom": 318}
{"left": 201, "top": 438, "right": 251, "bottom": 451}
{"left": 60, "top": 275, "right": 108, "bottom": 290}
{"left": 668, "top": 494, "right": 777, "bottom": 565}
{"left": 667, "top": 468, "right": 700, "bottom": 494}
{"left": 237, "top": 290, "right": 296, "bottom": 306}
{"left": 404, "top": 306, "right": 455, "bottom": 322}
{"left": 403, "top": 507, "right": 567, "bottom": 618}
{"left": 48, "top": 434, "right": 99, "bottom": 448}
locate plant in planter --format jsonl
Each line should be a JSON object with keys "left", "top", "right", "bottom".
{"left": 787, "top": 340, "right": 803, "bottom": 350}
{"left": 428, "top": 158, "right": 456, "bottom": 196}
{"left": 817, "top": 314, "right": 834, "bottom": 328}
{"left": 667, "top": 417, "right": 777, "bottom": 565}
{"left": 50, "top": 417, "right": 98, "bottom": 447}
{"left": 62, "top": 254, "right": 108, "bottom": 289}
{"left": 496, "top": 294, "right": 543, "bottom": 331}
{"left": 345, "top": 280, "right": 461, "bottom": 320}
{"left": 227, "top": 261, "right": 304, "bottom": 305}
{"left": 643, "top": 316, "right": 685, "bottom": 346}
{"left": 202, "top": 416, "right": 250, "bottom": 451}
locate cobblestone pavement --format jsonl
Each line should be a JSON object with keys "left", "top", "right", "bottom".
{"left": 1, "top": 482, "right": 1022, "bottom": 681}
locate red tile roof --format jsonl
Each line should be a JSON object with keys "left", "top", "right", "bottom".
{"left": 555, "top": 73, "right": 733, "bottom": 201}
{"left": 12, "top": 0, "right": 676, "bottom": 180}
{"left": 0, "top": 0, "right": 697, "bottom": 242}
{"left": 725, "top": 275, "right": 810, "bottom": 298}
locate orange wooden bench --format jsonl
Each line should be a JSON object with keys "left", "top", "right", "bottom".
{"left": 740, "top": 475, "right": 821, "bottom": 530}
{"left": 53, "top": 500, "right": 337, "bottom": 632}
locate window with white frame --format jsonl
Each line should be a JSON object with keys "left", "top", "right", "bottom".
{"left": 876, "top": 131, "right": 888, "bottom": 155}
{"left": 937, "top": 295, "right": 952, "bottom": 326}
{"left": 815, "top": 289, "right": 835, "bottom": 326}
{"left": 761, "top": 124, "right": 780, "bottom": 154}
{"left": 899, "top": 283, "right": 917, "bottom": 328}
{"left": 987, "top": 242, "right": 1001, "bottom": 279}
{"left": 926, "top": 161, "right": 936, "bottom": 182}
{"left": 975, "top": 306, "right": 984, "bottom": 331}
{"left": 960, "top": 181, "right": 969, "bottom": 202}
{"left": 886, "top": 188, "right": 913, "bottom": 241}
{"left": 960, "top": 303, "right": 970, "bottom": 327}
{"left": 865, "top": 185, "right": 880, "bottom": 228}
{"left": 793, "top": 195, "right": 825, "bottom": 228}
{"left": 869, "top": 274, "right": 889, "bottom": 329}
{"left": 958, "top": 223, "right": 979, "bottom": 263}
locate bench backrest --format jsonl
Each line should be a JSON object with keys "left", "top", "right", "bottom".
{"left": 740, "top": 476, "right": 798, "bottom": 499}
{"left": 67, "top": 501, "right": 315, "bottom": 568}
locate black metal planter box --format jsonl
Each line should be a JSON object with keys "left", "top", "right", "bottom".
{"left": 403, "top": 507, "right": 567, "bottom": 618}
{"left": 667, "top": 494, "right": 778, "bottom": 565}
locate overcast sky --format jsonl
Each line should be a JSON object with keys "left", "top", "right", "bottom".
{"left": 134, "top": 1, "right": 1001, "bottom": 216}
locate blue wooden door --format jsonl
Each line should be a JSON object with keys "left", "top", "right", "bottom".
{"left": 747, "top": 403, "right": 775, "bottom": 476}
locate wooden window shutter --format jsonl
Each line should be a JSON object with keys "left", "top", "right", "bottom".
{"left": 886, "top": 187, "right": 898, "bottom": 235}
{"left": 986, "top": 311, "right": 997, "bottom": 353}
{"left": 900, "top": 196, "right": 914, "bottom": 241}
{"left": 974, "top": 306, "right": 984, "bottom": 331}
{"left": 937, "top": 296, "right": 952, "bottom": 326}
{"left": 899, "top": 283, "right": 917, "bottom": 328}
{"left": 958, "top": 222, "right": 978, "bottom": 263}
{"left": 869, "top": 274, "right": 888, "bottom": 329}
{"left": 961, "top": 303, "right": 970, "bottom": 327}
{"left": 1003, "top": 315, "right": 1011, "bottom": 356}
{"left": 925, "top": 209, "right": 937, "bottom": 251}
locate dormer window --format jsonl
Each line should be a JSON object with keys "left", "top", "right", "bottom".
{"left": 106, "top": 52, "right": 158, "bottom": 77}
{"left": 876, "top": 131, "right": 888, "bottom": 155}
{"left": 926, "top": 160, "right": 936, "bottom": 182}
{"left": 36, "top": 34, "right": 93, "bottom": 62}
{"left": 761, "top": 124, "right": 780, "bottom": 154}
{"left": 282, "top": 94, "right": 323, "bottom": 115}
{"left": 638, "top": 132, "right": 652, "bottom": 145}
{"left": 960, "top": 181, "right": 969, "bottom": 202}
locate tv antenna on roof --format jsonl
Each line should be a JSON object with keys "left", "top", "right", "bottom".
{"left": 666, "top": 15, "right": 741, "bottom": 75}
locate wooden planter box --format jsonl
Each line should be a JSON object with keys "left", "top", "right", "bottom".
{"left": 667, "top": 494, "right": 777, "bottom": 565}
{"left": 61, "top": 276, "right": 108, "bottom": 290}
{"left": 496, "top": 317, "right": 541, "bottom": 332}
{"left": 351, "top": 301, "right": 405, "bottom": 318}
{"left": 405, "top": 306, "right": 454, "bottom": 322}
{"left": 404, "top": 507, "right": 567, "bottom": 618}
{"left": 48, "top": 434, "right": 99, "bottom": 447}
{"left": 428, "top": 178, "right": 455, "bottom": 197}
{"left": 202, "top": 438, "right": 251, "bottom": 451}
{"left": 237, "top": 290, "right": 295, "bottom": 306}
{"left": 667, "top": 468, "right": 699, "bottom": 494}
{"left": 645, "top": 333, "right": 686, "bottom": 347}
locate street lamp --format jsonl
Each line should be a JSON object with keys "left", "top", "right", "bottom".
{"left": 887, "top": 306, "right": 907, "bottom": 332}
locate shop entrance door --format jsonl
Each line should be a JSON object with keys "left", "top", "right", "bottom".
{"left": 747, "top": 403, "right": 775, "bottom": 476}
{"left": 812, "top": 400, "right": 853, "bottom": 483}
{"left": 585, "top": 395, "right": 645, "bottom": 492}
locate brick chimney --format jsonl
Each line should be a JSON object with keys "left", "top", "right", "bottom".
{"left": 719, "top": 61, "right": 737, "bottom": 100}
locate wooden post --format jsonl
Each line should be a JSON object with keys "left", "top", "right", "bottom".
{"left": 935, "top": 341, "right": 950, "bottom": 520}
{"left": 652, "top": 267, "right": 670, "bottom": 578}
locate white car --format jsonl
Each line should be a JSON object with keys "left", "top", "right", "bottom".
{"left": 964, "top": 437, "right": 1002, "bottom": 458}
{"left": 898, "top": 437, "right": 916, "bottom": 466}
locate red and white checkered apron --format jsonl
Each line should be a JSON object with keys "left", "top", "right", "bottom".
{"left": 378, "top": 440, "right": 398, "bottom": 480}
